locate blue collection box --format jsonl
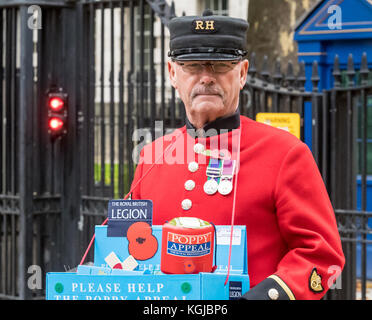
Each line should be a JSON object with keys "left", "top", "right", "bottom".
{"left": 46, "top": 225, "right": 250, "bottom": 300}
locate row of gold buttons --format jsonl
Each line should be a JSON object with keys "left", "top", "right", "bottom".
{"left": 181, "top": 143, "right": 205, "bottom": 211}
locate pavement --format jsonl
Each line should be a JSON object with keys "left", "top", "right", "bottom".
{"left": 356, "top": 280, "right": 372, "bottom": 300}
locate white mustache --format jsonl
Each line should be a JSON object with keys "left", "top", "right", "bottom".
{"left": 191, "top": 86, "right": 224, "bottom": 100}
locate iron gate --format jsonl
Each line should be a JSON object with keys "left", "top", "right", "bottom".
{"left": 0, "top": 0, "right": 179, "bottom": 300}
{"left": 0, "top": 0, "right": 371, "bottom": 300}
{"left": 242, "top": 52, "right": 372, "bottom": 300}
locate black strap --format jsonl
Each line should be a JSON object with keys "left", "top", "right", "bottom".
{"left": 210, "top": 222, "right": 218, "bottom": 272}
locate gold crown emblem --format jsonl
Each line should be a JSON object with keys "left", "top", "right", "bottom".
{"left": 309, "top": 268, "right": 324, "bottom": 293}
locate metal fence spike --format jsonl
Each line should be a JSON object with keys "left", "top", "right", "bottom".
{"left": 346, "top": 54, "right": 355, "bottom": 86}
{"left": 274, "top": 58, "right": 281, "bottom": 76}
{"left": 171, "top": 1, "right": 175, "bottom": 16}
{"left": 248, "top": 52, "right": 257, "bottom": 76}
{"left": 146, "top": 0, "right": 176, "bottom": 23}
{"left": 332, "top": 54, "right": 341, "bottom": 88}
{"left": 260, "top": 55, "right": 270, "bottom": 86}
{"left": 286, "top": 60, "right": 295, "bottom": 91}
{"left": 297, "top": 60, "right": 306, "bottom": 92}
{"left": 347, "top": 53, "right": 355, "bottom": 72}
{"left": 360, "top": 52, "right": 369, "bottom": 86}
{"left": 311, "top": 60, "right": 320, "bottom": 92}
{"left": 261, "top": 55, "right": 269, "bottom": 72}
{"left": 286, "top": 60, "right": 294, "bottom": 77}
{"left": 273, "top": 58, "right": 283, "bottom": 88}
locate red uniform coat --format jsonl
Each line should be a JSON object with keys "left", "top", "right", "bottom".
{"left": 130, "top": 114, "right": 345, "bottom": 300}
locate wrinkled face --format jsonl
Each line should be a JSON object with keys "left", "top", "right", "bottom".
{"left": 168, "top": 59, "right": 249, "bottom": 129}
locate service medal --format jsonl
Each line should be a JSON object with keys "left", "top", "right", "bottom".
{"left": 218, "top": 179, "right": 233, "bottom": 195}
{"left": 217, "top": 160, "right": 236, "bottom": 196}
{"left": 204, "top": 158, "right": 222, "bottom": 195}
{"left": 204, "top": 179, "right": 218, "bottom": 195}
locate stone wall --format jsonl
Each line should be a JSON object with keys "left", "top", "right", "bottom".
{"left": 246, "top": 0, "right": 319, "bottom": 72}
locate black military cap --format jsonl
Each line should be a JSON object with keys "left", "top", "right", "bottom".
{"left": 168, "top": 9, "right": 249, "bottom": 61}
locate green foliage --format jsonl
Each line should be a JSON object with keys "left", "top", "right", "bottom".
{"left": 94, "top": 163, "right": 134, "bottom": 198}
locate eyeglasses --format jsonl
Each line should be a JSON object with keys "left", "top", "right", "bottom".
{"left": 176, "top": 60, "right": 241, "bottom": 74}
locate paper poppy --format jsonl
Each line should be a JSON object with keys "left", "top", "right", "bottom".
{"left": 127, "top": 222, "right": 158, "bottom": 261}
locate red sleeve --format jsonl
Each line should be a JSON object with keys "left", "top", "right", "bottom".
{"left": 272, "top": 142, "right": 345, "bottom": 299}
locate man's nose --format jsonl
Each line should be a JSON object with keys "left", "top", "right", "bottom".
{"left": 199, "top": 68, "right": 216, "bottom": 85}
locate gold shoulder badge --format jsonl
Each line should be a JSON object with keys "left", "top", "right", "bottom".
{"left": 309, "top": 268, "right": 324, "bottom": 293}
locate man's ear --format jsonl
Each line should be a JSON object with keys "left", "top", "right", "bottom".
{"left": 168, "top": 61, "right": 178, "bottom": 89}
{"left": 239, "top": 59, "right": 249, "bottom": 90}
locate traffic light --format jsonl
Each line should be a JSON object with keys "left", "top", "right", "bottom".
{"left": 47, "top": 90, "right": 68, "bottom": 139}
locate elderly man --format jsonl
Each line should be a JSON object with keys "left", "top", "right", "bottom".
{"left": 130, "top": 10, "right": 345, "bottom": 300}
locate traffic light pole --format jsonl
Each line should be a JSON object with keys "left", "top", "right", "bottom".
{"left": 35, "top": 1, "right": 81, "bottom": 278}
{"left": 60, "top": 4, "right": 81, "bottom": 270}
{"left": 18, "top": 5, "right": 34, "bottom": 300}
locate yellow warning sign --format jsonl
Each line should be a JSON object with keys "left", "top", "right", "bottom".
{"left": 256, "top": 113, "right": 301, "bottom": 139}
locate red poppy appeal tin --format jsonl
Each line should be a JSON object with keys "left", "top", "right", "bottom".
{"left": 160, "top": 217, "right": 215, "bottom": 274}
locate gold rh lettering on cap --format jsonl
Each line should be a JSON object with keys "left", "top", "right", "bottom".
{"left": 194, "top": 20, "right": 215, "bottom": 30}
{"left": 205, "top": 20, "right": 214, "bottom": 30}
{"left": 195, "top": 20, "right": 204, "bottom": 30}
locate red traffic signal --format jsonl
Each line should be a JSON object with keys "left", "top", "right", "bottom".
{"left": 49, "top": 97, "right": 65, "bottom": 112}
{"left": 48, "top": 117, "right": 64, "bottom": 131}
{"left": 47, "top": 91, "right": 68, "bottom": 139}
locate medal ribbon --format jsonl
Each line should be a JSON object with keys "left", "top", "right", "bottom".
{"left": 217, "top": 160, "right": 236, "bottom": 196}
{"left": 221, "top": 160, "right": 235, "bottom": 179}
{"left": 206, "top": 158, "right": 223, "bottom": 182}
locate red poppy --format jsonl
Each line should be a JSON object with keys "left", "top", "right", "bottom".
{"left": 127, "top": 222, "right": 158, "bottom": 261}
